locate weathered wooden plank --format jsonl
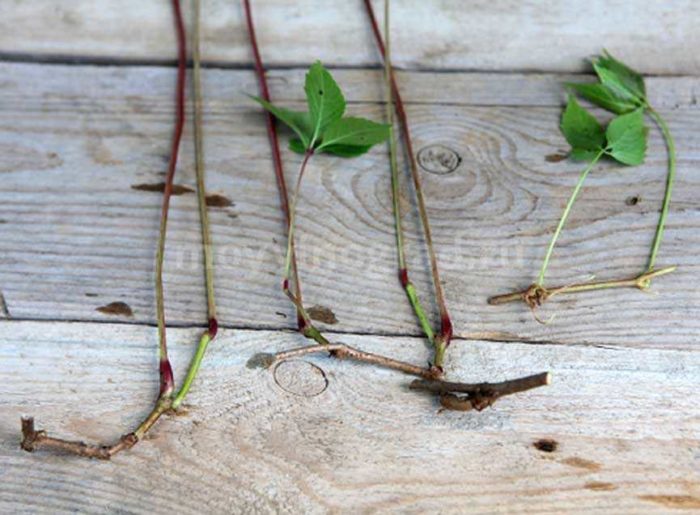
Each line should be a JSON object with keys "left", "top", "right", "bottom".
{"left": 1, "top": 1, "right": 699, "bottom": 75}
{"left": 3, "top": 62, "right": 700, "bottom": 109}
{"left": 1, "top": 63, "right": 699, "bottom": 350}
{"left": 1, "top": 321, "right": 698, "bottom": 513}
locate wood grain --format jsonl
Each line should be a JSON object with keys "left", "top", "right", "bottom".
{"left": 1, "top": 63, "right": 699, "bottom": 349}
{"left": 1, "top": 320, "right": 698, "bottom": 513}
{"left": 1, "top": 1, "right": 700, "bottom": 75}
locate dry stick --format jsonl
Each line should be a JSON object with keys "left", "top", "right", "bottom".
{"left": 255, "top": 343, "right": 439, "bottom": 380}
{"left": 243, "top": 0, "right": 324, "bottom": 341}
{"left": 488, "top": 265, "right": 676, "bottom": 306}
{"left": 251, "top": 342, "right": 549, "bottom": 409}
{"left": 411, "top": 372, "right": 551, "bottom": 411}
{"left": 364, "top": 0, "right": 453, "bottom": 369}
{"left": 21, "top": 0, "right": 212, "bottom": 457}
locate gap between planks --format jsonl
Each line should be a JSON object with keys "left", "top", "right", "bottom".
{"left": 0, "top": 317, "right": 619, "bottom": 351}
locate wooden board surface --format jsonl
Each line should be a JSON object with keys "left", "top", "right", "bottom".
{"left": 1, "top": 1, "right": 699, "bottom": 74}
{"left": 2, "top": 1, "right": 699, "bottom": 512}
{"left": 1, "top": 63, "right": 699, "bottom": 349}
{"left": 2, "top": 321, "right": 699, "bottom": 513}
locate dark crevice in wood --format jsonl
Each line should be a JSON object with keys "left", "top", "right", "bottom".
{"left": 0, "top": 316, "right": 638, "bottom": 350}
{"left": 4, "top": 52, "right": 693, "bottom": 78}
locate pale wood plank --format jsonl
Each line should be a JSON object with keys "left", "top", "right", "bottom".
{"left": 1, "top": 320, "right": 698, "bottom": 513}
{"left": 1, "top": 0, "right": 699, "bottom": 75}
{"left": 1, "top": 63, "right": 699, "bottom": 349}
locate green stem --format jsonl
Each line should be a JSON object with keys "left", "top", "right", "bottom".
{"left": 365, "top": 0, "right": 452, "bottom": 356}
{"left": 191, "top": 0, "right": 216, "bottom": 321}
{"left": 548, "top": 265, "right": 676, "bottom": 296}
{"left": 382, "top": 0, "right": 435, "bottom": 345}
{"left": 172, "top": 0, "right": 217, "bottom": 409}
{"left": 284, "top": 152, "right": 311, "bottom": 281}
{"left": 646, "top": 108, "right": 677, "bottom": 275}
{"left": 537, "top": 149, "right": 604, "bottom": 286}
{"left": 405, "top": 283, "right": 435, "bottom": 343}
{"left": 172, "top": 332, "right": 211, "bottom": 408}
{"left": 281, "top": 150, "right": 320, "bottom": 335}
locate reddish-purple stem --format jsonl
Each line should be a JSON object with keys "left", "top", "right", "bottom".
{"left": 156, "top": 0, "right": 188, "bottom": 396}
{"left": 243, "top": 0, "right": 306, "bottom": 331}
{"left": 208, "top": 317, "right": 219, "bottom": 339}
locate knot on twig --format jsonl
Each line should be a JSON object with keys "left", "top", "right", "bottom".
{"left": 439, "top": 392, "right": 497, "bottom": 412}
{"left": 636, "top": 277, "right": 652, "bottom": 290}
{"left": 427, "top": 364, "right": 444, "bottom": 380}
{"left": 20, "top": 417, "right": 43, "bottom": 452}
{"left": 522, "top": 284, "right": 550, "bottom": 309}
{"left": 120, "top": 433, "right": 139, "bottom": 448}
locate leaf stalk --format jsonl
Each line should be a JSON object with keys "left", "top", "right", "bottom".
{"left": 645, "top": 108, "right": 677, "bottom": 277}
{"left": 537, "top": 149, "right": 605, "bottom": 286}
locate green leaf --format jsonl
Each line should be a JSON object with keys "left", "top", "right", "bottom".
{"left": 592, "top": 65, "right": 639, "bottom": 104}
{"left": 317, "top": 117, "right": 390, "bottom": 150}
{"left": 597, "top": 51, "right": 646, "bottom": 99}
{"left": 319, "top": 144, "right": 373, "bottom": 158}
{"left": 288, "top": 138, "right": 307, "bottom": 155}
{"left": 566, "top": 82, "right": 637, "bottom": 114}
{"left": 605, "top": 109, "right": 648, "bottom": 165}
{"left": 251, "top": 96, "right": 313, "bottom": 148}
{"left": 560, "top": 96, "right": 606, "bottom": 152}
{"left": 569, "top": 148, "right": 600, "bottom": 162}
{"left": 591, "top": 52, "right": 647, "bottom": 107}
{"left": 291, "top": 136, "right": 373, "bottom": 158}
{"left": 305, "top": 61, "right": 346, "bottom": 144}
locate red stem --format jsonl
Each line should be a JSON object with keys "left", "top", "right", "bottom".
{"left": 156, "top": 0, "right": 187, "bottom": 395}
{"left": 363, "top": 0, "right": 453, "bottom": 347}
{"left": 243, "top": 0, "right": 305, "bottom": 330}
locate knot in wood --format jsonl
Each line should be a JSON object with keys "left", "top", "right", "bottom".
{"left": 273, "top": 359, "right": 329, "bottom": 397}
{"left": 417, "top": 144, "right": 462, "bottom": 175}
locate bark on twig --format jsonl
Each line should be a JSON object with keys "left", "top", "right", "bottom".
{"left": 410, "top": 372, "right": 551, "bottom": 411}
{"left": 488, "top": 266, "right": 676, "bottom": 308}
{"left": 20, "top": 396, "right": 173, "bottom": 460}
{"left": 251, "top": 343, "right": 441, "bottom": 380}
{"left": 255, "top": 345, "right": 550, "bottom": 412}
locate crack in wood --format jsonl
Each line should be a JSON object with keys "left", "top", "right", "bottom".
{"left": 0, "top": 291, "right": 9, "bottom": 319}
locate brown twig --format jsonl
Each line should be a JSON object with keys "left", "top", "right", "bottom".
{"left": 20, "top": 397, "right": 173, "bottom": 460}
{"left": 255, "top": 344, "right": 549, "bottom": 411}
{"left": 488, "top": 266, "right": 677, "bottom": 308}
{"left": 410, "top": 372, "right": 551, "bottom": 411}
{"left": 251, "top": 343, "right": 441, "bottom": 380}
